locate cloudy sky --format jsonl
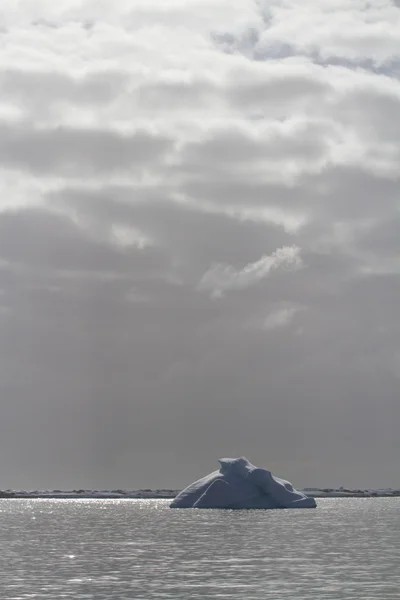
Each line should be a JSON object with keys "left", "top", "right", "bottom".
{"left": 1, "top": 0, "right": 400, "bottom": 491}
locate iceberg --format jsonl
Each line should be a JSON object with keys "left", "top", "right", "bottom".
{"left": 170, "top": 457, "right": 317, "bottom": 509}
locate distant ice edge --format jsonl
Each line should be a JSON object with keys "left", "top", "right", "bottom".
{"left": 170, "top": 457, "right": 317, "bottom": 509}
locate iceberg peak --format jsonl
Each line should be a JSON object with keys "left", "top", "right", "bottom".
{"left": 170, "top": 457, "right": 316, "bottom": 509}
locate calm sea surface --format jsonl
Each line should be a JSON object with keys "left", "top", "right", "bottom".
{"left": 1, "top": 497, "right": 399, "bottom": 599}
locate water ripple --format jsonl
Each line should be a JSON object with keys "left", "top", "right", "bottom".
{"left": 0, "top": 498, "right": 399, "bottom": 599}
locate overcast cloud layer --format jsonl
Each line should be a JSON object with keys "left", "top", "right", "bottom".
{"left": 1, "top": 0, "right": 400, "bottom": 490}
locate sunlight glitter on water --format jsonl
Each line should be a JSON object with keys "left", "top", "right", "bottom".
{"left": 1, "top": 498, "right": 399, "bottom": 599}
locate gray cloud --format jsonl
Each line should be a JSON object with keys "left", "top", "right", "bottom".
{"left": 0, "top": 207, "right": 167, "bottom": 279}
{"left": 0, "top": 123, "right": 172, "bottom": 176}
{"left": 0, "top": 68, "right": 128, "bottom": 109}
{"left": 0, "top": 0, "right": 399, "bottom": 490}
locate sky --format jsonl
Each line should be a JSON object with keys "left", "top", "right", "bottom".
{"left": 1, "top": 0, "right": 400, "bottom": 491}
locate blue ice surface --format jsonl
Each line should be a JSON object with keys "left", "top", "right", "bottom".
{"left": 170, "top": 457, "right": 317, "bottom": 509}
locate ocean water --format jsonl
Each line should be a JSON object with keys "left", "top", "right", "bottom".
{"left": 1, "top": 498, "right": 399, "bottom": 599}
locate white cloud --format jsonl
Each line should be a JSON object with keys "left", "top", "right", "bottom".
{"left": 263, "top": 305, "right": 301, "bottom": 330}
{"left": 257, "top": 0, "right": 400, "bottom": 65}
{"left": 110, "top": 224, "right": 151, "bottom": 250}
{"left": 199, "top": 246, "right": 302, "bottom": 297}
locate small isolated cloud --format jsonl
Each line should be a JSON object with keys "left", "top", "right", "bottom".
{"left": 110, "top": 224, "right": 151, "bottom": 250}
{"left": 198, "top": 245, "right": 302, "bottom": 297}
{"left": 263, "top": 305, "right": 301, "bottom": 331}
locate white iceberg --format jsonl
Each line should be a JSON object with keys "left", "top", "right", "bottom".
{"left": 170, "top": 457, "right": 317, "bottom": 509}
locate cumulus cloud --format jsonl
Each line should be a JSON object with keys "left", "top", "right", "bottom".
{"left": 0, "top": 0, "right": 399, "bottom": 489}
{"left": 256, "top": 0, "right": 400, "bottom": 65}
